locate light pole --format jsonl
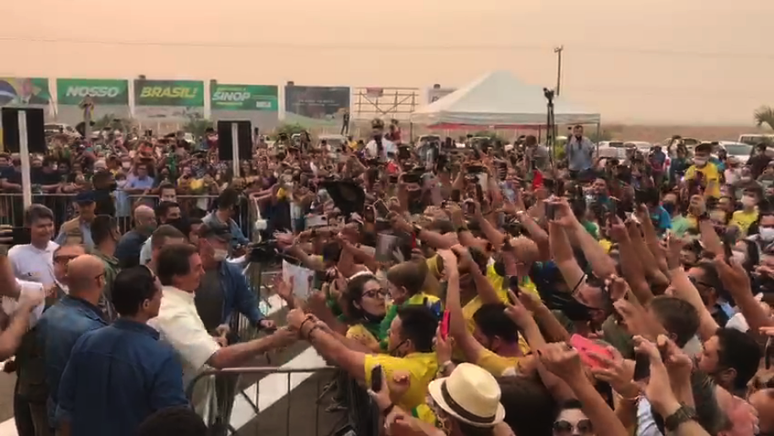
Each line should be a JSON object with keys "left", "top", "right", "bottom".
{"left": 554, "top": 46, "right": 564, "bottom": 96}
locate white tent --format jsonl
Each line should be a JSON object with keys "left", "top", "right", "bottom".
{"left": 410, "top": 70, "right": 600, "bottom": 127}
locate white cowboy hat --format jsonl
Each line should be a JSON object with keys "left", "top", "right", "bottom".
{"left": 428, "top": 363, "right": 505, "bottom": 428}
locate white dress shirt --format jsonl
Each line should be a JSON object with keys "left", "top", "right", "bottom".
{"left": 149, "top": 286, "right": 220, "bottom": 416}
{"left": 365, "top": 138, "right": 397, "bottom": 159}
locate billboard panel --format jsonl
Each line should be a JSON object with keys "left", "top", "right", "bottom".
{"left": 57, "top": 78, "right": 129, "bottom": 106}
{"left": 0, "top": 77, "right": 51, "bottom": 106}
{"left": 427, "top": 87, "right": 456, "bottom": 104}
{"left": 210, "top": 82, "right": 278, "bottom": 111}
{"left": 56, "top": 78, "right": 131, "bottom": 125}
{"left": 134, "top": 79, "right": 204, "bottom": 120}
{"left": 284, "top": 85, "right": 350, "bottom": 126}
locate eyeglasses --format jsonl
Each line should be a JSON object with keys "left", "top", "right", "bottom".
{"left": 553, "top": 419, "right": 593, "bottom": 435}
{"left": 54, "top": 255, "right": 78, "bottom": 265}
{"left": 362, "top": 289, "right": 388, "bottom": 299}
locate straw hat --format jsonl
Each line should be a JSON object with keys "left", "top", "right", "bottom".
{"left": 428, "top": 363, "right": 505, "bottom": 427}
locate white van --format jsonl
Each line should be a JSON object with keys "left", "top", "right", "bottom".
{"left": 738, "top": 134, "right": 774, "bottom": 146}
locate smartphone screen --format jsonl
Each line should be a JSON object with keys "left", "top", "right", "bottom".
{"left": 370, "top": 364, "right": 383, "bottom": 392}
{"left": 633, "top": 353, "right": 651, "bottom": 381}
{"left": 546, "top": 203, "right": 556, "bottom": 220}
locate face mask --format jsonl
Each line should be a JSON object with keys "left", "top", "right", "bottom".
{"left": 122, "top": 162, "right": 131, "bottom": 169}
{"left": 741, "top": 195, "right": 757, "bottom": 208}
{"left": 760, "top": 227, "right": 774, "bottom": 242}
{"left": 213, "top": 248, "right": 228, "bottom": 262}
{"left": 731, "top": 250, "right": 746, "bottom": 264}
{"left": 693, "top": 157, "right": 707, "bottom": 166}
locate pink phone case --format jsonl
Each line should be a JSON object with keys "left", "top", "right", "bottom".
{"left": 570, "top": 334, "right": 613, "bottom": 369}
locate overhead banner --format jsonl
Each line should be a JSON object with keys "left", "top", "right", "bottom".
{"left": 134, "top": 79, "right": 204, "bottom": 120}
{"left": 427, "top": 87, "right": 456, "bottom": 104}
{"left": 284, "top": 85, "right": 350, "bottom": 126}
{"left": 0, "top": 77, "right": 51, "bottom": 106}
{"left": 57, "top": 78, "right": 129, "bottom": 106}
{"left": 210, "top": 82, "right": 278, "bottom": 111}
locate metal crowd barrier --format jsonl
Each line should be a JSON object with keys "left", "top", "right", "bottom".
{"left": 185, "top": 366, "right": 367, "bottom": 436}
{"left": 0, "top": 192, "right": 255, "bottom": 240}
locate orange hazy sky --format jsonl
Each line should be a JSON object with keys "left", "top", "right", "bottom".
{"left": 2, "top": 0, "right": 773, "bottom": 125}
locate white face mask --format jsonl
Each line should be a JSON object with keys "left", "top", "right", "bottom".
{"left": 213, "top": 248, "right": 228, "bottom": 262}
{"left": 693, "top": 157, "right": 707, "bottom": 166}
{"left": 760, "top": 227, "right": 774, "bottom": 242}
{"left": 122, "top": 162, "right": 131, "bottom": 169}
{"left": 731, "top": 250, "right": 746, "bottom": 264}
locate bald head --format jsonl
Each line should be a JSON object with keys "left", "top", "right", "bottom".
{"left": 67, "top": 255, "right": 105, "bottom": 295}
{"left": 134, "top": 205, "right": 157, "bottom": 232}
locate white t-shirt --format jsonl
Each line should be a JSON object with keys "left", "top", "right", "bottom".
{"left": 148, "top": 286, "right": 220, "bottom": 416}
{"left": 8, "top": 241, "right": 58, "bottom": 287}
{"left": 365, "top": 138, "right": 397, "bottom": 159}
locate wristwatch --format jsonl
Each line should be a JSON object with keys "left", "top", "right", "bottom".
{"left": 664, "top": 404, "right": 698, "bottom": 431}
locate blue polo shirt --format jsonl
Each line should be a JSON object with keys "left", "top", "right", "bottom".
{"left": 55, "top": 318, "right": 189, "bottom": 436}
{"left": 37, "top": 296, "right": 109, "bottom": 424}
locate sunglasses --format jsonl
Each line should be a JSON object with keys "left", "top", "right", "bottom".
{"left": 553, "top": 419, "right": 593, "bottom": 435}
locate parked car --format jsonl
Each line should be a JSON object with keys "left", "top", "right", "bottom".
{"left": 716, "top": 141, "right": 753, "bottom": 164}
{"left": 597, "top": 141, "right": 627, "bottom": 159}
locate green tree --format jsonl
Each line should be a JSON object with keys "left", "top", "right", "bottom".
{"left": 754, "top": 106, "right": 774, "bottom": 130}
{"left": 274, "top": 122, "right": 306, "bottom": 139}
{"left": 183, "top": 113, "right": 213, "bottom": 141}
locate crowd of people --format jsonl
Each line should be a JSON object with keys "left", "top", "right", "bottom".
{"left": 0, "top": 118, "right": 773, "bottom": 436}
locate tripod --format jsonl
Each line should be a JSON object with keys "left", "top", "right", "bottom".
{"left": 543, "top": 88, "right": 557, "bottom": 169}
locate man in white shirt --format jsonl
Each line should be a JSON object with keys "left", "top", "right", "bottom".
{"left": 365, "top": 118, "right": 397, "bottom": 159}
{"left": 7, "top": 204, "right": 58, "bottom": 314}
{"left": 150, "top": 243, "right": 296, "bottom": 417}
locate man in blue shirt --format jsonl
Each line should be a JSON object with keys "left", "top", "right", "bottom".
{"left": 124, "top": 162, "right": 155, "bottom": 194}
{"left": 56, "top": 266, "right": 189, "bottom": 436}
{"left": 37, "top": 254, "right": 109, "bottom": 428}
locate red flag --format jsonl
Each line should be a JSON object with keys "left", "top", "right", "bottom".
{"left": 532, "top": 170, "right": 544, "bottom": 190}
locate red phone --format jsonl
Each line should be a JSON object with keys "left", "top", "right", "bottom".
{"left": 570, "top": 334, "right": 613, "bottom": 369}
{"left": 440, "top": 311, "right": 451, "bottom": 340}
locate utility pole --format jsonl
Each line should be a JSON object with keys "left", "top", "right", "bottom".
{"left": 554, "top": 46, "right": 564, "bottom": 96}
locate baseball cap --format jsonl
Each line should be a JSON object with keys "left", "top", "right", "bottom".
{"left": 74, "top": 191, "right": 95, "bottom": 204}
{"left": 197, "top": 222, "right": 231, "bottom": 242}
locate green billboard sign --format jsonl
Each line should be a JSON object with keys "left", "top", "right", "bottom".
{"left": 134, "top": 80, "right": 204, "bottom": 107}
{"left": 210, "top": 83, "right": 278, "bottom": 111}
{"left": 57, "top": 78, "right": 129, "bottom": 105}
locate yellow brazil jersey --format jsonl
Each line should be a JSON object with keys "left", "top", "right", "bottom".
{"left": 599, "top": 239, "right": 613, "bottom": 254}
{"left": 346, "top": 324, "right": 381, "bottom": 352}
{"left": 462, "top": 263, "right": 536, "bottom": 355}
{"left": 476, "top": 347, "right": 524, "bottom": 377}
{"left": 413, "top": 403, "right": 437, "bottom": 425}
{"left": 731, "top": 210, "right": 759, "bottom": 235}
{"left": 364, "top": 352, "right": 438, "bottom": 411}
{"left": 685, "top": 163, "right": 721, "bottom": 198}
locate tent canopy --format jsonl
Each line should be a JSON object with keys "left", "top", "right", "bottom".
{"left": 411, "top": 70, "right": 600, "bottom": 127}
